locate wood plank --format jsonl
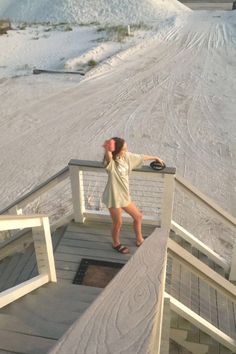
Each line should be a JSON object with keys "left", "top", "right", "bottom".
{"left": 170, "top": 257, "right": 181, "bottom": 301}
{"left": 179, "top": 264, "right": 191, "bottom": 308}
{"left": 227, "top": 300, "right": 236, "bottom": 339}
{"left": 56, "top": 244, "right": 134, "bottom": 261}
{"left": 0, "top": 313, "right": 68, "bottom": 340}
{"left": 1, "top": 245, "right": 35, "bottom": 290}
{"left": 30, "top": 225, "right": 67, "bottom": 278}
{"left": 217, "top": 291, "right": 231, "bottom": 336}
{"left": 15, "top": 251, "right": 37, "bottom": 284}
{"left": 70, "top": 222, "right": 155, "bottom": 237}
{"left": 209, "top": 286, "right": 219, "bottom": 328}
{"left": 0, "top": 254, "right": 22, "bottom": 292}
{"left": 55, "top": 260, "right": 79, "bottom": 272}
{"left": 165, "top": 256, "right": 172, "bottom": 293}
{"left": 56, "top": 269, "right": 76, "bottom": 281}
{"left": 50, "top": 228, "right": 169, "bottom": 354}
{"left": 190, "top": 273, "right": 199, "bottom": 315}
{"left": 0, "top": 329, "right": 56, "bottom": 354}
{"left": 55, "top": 250, "right": 128, "bottom": 264}
{"left": 168, "top": 294, "right": 236, "bottom": 352}
{"left": 199, "top": 278, "right": 211, "bottom": 322}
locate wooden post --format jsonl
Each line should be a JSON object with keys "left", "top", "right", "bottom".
{"left": 229, "top": 244, "right": 236, "bottom": 282}
{"left": 160, "top": 296, "right": 171, "bottom": 354}
{"left": 161, "top": 174, "right": 175, "bottom": 230}
{"left": 69, "top": 165, "right": 85, "bottom": 223}
{"left": 149, "top": 253, "right": 168, "bottom": 354}
{"left": 32, "top": 217, "right": 57, "bottom": 282}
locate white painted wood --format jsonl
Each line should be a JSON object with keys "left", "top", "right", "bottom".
{"left": 84, "top": 209, "right": 160, "bottom": 226}
{"left": 50, "top": 213, "right": 74, "bottom": 233}
{"left": 175, "top": 175, "right": 236, "bottom": 228}
{"left": 0, "top": 216, "right": 43, "bottom": 231}
{"left": 2, "top": 167, "right": 69, "bottom": 213}
{"left": 160, "top": 297, "right": 171, "bottom": 354}
{"left": 149, "top": 252, "right": 167, "bottom": 354}
{"left": 0, "top": 231, "right": 33, "bottom": 261}
{"left": 0, "top": 274, "right": 49, "bottom": 308}
{"left": 69, "top": 166, "right": 85, "bottom": 223}
{"left": 171, "top": 220, "right": 230, "bottom": 272}
{"left": 49, "top": 228, "right": 169, "bottom": 354}
{"left": 167, "top": 293, "right": 236, "bottom": 352}
{"left": 229, "top": 245, "right": 236, "bottom": 281}
{"left": 168, "top": 239, "right": 236, "bottom": 300}
{"left": 161, "top": 174, "right": 175, "bottom": 230}
{"left": 32, "top": 218, "right": 57, "bottom": 282}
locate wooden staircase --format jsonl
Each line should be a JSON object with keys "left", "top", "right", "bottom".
{"left": 167, "top": 230, "right": 236, "bottom": 354}
{"left": 0, "top": 282, "right": 102, "bottom": 354}
{"left": 170, "top": 313, "right": 234, "bottom": 354}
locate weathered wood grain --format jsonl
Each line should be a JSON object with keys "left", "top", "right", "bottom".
{"left": 49, "top": 228, "right": 169, "bottom": 354}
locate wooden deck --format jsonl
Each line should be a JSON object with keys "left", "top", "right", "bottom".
{"left": 0, "top": 220, "right": 235, "bottom": 354}
{"left": 54, "top": 221, "right": 156, "bottom": 284}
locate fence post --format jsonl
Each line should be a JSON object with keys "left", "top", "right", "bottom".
{"left": 69, "top": 165, "right": 85, "bottom": 223}
{"left": 32, "top": 217, "right": 57, "bottom": 282}
{"left": 161, "top": 174, "right": 175, "bottom": 230}
{"left": 229, "top": 244, "right": 236, "bottom": 281}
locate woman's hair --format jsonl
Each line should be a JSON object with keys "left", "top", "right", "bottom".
{"left": 111, "top": 137, "right": 125, "bottom": 160}
{"left": 103, "top": 137, "right": 125, "bottom": 163}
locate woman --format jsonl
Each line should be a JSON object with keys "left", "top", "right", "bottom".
{"left": 102, "top": 137, "right": 165, "bottom": 254}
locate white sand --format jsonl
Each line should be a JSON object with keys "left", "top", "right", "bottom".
{"left": 0, "top": 0, "right": 188, "bottom": 24}
{"left": 0, "top": 3, "right": 235, "bottom": 259}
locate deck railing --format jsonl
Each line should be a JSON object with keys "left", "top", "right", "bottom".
{"left": 68, "top": 159, "right": 176, "bottom": 230}
{"left": 0, "top": 159, "right": 235, "bottom": 279}
{"left": 0, "top": 215, "right": 56, "bottom": 308}
{"left": 174, "top": 175, "right": 236, "bottom": 280}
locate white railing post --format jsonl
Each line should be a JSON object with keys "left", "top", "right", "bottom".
{"left": 32, "top": 217, "right": 57, "bottom": 282}
{"left": 161, "top": 174, "right": 175, "bottom": 230}
{"left": 69, "top": 165, "right": 85, "bottom": 223}
{"left": 149, "top": 252, "right": 168, "bottom": 354}
{"left": 229, "top": 244, "right": 236, "bottom": 281}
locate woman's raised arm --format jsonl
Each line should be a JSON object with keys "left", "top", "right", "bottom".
{"left": 103, "top": 140, "right": 113, "bottom": 163}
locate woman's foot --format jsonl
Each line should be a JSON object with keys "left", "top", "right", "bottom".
{"left": 136, "top": 238, "right": 144, "bottom": 247}
{"left": 112, "top": 244, "right": 129, "bottom": 254}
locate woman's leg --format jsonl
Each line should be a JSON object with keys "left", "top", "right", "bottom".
{"left": 108, "top": 207, "right": 123, "bottom": 247}
{"left": 122, "top": 202, "right": 144, "bottom": 246}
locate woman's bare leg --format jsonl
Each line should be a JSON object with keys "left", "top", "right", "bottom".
{"left": 122, "top": 202, "right": 144, "bottom": 246}
{"left": 109, "top": 207, "right": 123, "bottom": 247}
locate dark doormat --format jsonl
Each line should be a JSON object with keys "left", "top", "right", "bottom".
{"left": 73, "top": 259, "right": 124, "bottom": 288}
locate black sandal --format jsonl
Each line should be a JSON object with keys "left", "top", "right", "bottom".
{"left": 112, "top": 244, "right": 129, "bottom": 254}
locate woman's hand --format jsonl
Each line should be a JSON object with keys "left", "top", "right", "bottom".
{"left": 103, "top": 139, "right": 115, "bottom": 152}
{"left": 155, "top": 157, "right": 165, "bottom": 166}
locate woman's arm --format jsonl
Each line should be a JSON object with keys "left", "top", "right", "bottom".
{"left": 143, "top": 155, "right": 165, "bottom": 165}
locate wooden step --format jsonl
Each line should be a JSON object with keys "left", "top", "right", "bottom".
{"left": 170, "top": 328, "right": 209, "bottom": 354}
{"left": 0, "top": 329, "right": 56, "bottom": 354}
{"left": 0, "top": 313, "right": 68, "bottom": 339}
{"left": 32, "top": 283, "right": 102, "bottom": 303}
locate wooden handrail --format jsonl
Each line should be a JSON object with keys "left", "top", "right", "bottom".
{"left": 171, "top": 220, "right": 230, "bottom": 272}
{"left": 69, "top": 159, "right": 176, "bottom": 174}
{"left": 166, "top": 293, "right": 236, "bottom": 352}
{"left": 175, "top": 175, "right": 236, "bottom": 227}
{"left": 0, "top": 166, "right": 69, "bottom": 215}
{"left": 0, "top": 215, "right": 56, "bottom": 308}
{"left": 168, "top": 239, "right": 236, "bottom": 301}
{"left": 49, "top": 228, "right": 169, "bottom": 354}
